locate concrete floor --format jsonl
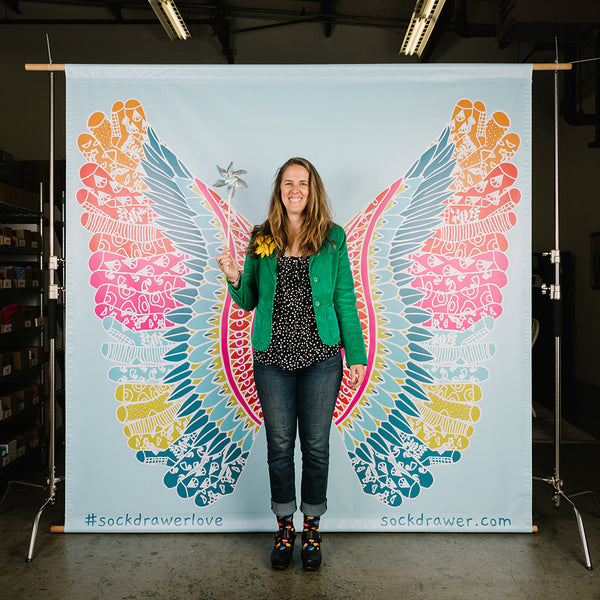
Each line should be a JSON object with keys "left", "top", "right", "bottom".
{"left": 1, "top": 439, "right": 599, "bottom": 599}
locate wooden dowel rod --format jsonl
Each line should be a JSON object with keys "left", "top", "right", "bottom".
{"left": 24, "top": 63, "right": 573, "bottom": 72}
{"left": 25, "top": 64, "right": 66, "bottom": 71}
{"left": 532, "top": 63, "right": 572, "bottom": 71}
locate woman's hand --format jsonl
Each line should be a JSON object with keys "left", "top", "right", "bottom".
{"left": 348, "top": 364, "right": 366, "bottom": 390}
{"left": 216, "top": 248, "right": 241, "bottom": 288}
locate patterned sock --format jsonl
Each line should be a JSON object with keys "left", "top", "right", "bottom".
{"left": 275, "top": 515, "right": 295, "bottom": 550}
{"left": 303, "top": 515, "right": 320, "bottom": 548}
{"left": 303, "top": 515, "right": 320, "bottom": 532}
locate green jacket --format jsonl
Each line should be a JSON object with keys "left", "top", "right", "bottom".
{"left": 228, "top": 224, "right": 368, "bottom": 367}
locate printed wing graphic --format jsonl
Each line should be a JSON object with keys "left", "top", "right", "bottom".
{"left": 76, "top": 97, "right": 520, "bottom": 509}
{"left": 76, "top": 100, "right": 260, "bottom": 507}
{"left": 335, "top": 99, "right": 520, "bottom": 506}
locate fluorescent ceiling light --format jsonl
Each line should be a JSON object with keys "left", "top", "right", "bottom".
{"left": 400, "top": 0, "right": 447, "bottom": 57}
{"left": 148, "top": 0, "right": 191, "bottom": 41}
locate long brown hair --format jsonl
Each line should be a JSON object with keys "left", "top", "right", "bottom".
{"left": 248, "top": 157, "right": 333, "bottom": 258}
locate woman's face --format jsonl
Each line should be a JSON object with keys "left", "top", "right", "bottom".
{"left": 280, "top": 164, "right": 310, "bottom": 218}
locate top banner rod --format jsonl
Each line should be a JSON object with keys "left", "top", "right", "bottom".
{"left": 24, "top": 63, "right": 574, "bottom": 72}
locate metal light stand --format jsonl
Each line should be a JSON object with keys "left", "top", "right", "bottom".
{"left": 532, "top": 61, "right": 594, "bottom": 571}
{"left": 24, "top": 39, "right": 65, "bottom": 563}
{"left": 0, "top": 38, "right": 64, "bottom": 562}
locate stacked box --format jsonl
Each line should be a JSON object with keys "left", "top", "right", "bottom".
{"left": 0, "top": 395, "right": 11, "bottom": 420}
{"left": 0, "top": 353, "right": 12, "bottom": 376}
{"left": 12, "top": 229, "right": 32, "bottom": 249}
{"left": 0, "top": 442, "right": 9, "bottom": 467}
{"left": 27, "top": 425, "right": 41, "bottom": 449}
{"left": 12, "top": 389, "right": 26, "bottom": 412}
{"left": 0, "top": 268, "right": 16, "bottom": 289}
{"left": 0, "top": 226, "right": 12, "bottom": 246}
{"left": 30, "top": 231, "right": 41, "bottom": 250}
{"left": 28, "top": 383, "right": 40, "bottom": 405}
{"left": 11, "top": 348, "right": 28, "bottom": 372}
{"left": 29, "top": 347, "right": 40, "bottom": 367}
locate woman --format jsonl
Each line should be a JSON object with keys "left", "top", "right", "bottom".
{"left": 216, "top": 157, "right": 367, "bottom": 571}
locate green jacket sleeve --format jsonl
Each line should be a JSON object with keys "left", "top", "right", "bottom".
{"left": 330, "top": 226, "right": 368, "bottom": 367}
{"left": 227, "top": 252, "right": 259, "bottom": 312}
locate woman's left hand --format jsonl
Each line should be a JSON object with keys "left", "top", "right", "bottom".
{"left": 348, "top": 364, "right": 366, "bottom": 390}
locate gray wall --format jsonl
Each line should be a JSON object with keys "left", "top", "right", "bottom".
{"left": 1, "top": 19, "right": 598, "bottom": 388}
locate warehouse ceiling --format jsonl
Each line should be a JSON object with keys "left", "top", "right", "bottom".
{"left": 1, "top": 0, "right": 599, "bottom": 64}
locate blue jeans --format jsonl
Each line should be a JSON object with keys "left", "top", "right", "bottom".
{"left": 253, "top": 353, "right": 343, "bottom": 518}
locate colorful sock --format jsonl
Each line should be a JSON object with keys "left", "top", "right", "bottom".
{"left": 275, "top": 515, "right": 295, "bottom": 550}
{"left": 303, "top": 515, "right": 321, "bottom": 549}
{"left": 303, "top": 515, "right": 320, "bottom": 533}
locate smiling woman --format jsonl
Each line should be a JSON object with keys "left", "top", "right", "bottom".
{"left": 280, "top": 163, "right": 309, "bottom": 225}
{"left": 216, "top": 156, "right": 367, "bottom": 570}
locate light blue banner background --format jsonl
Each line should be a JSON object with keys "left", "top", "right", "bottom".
{"left": 66, "top": 64, "right": 531, "bottom": 533}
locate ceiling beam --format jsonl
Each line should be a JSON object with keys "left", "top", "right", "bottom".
{"left": 211, "top": 1, "right": 234, "bottom": 64}
{"left": 106, "top": 2, "right": 122, "bottom": 21}
{"left": 1, "top": 0, "right": 21, "bottom": 14}
{"left": 320, "top": 0, "right": 336, "bottom": 38}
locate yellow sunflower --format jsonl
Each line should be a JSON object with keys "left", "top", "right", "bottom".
{"left": 255, "top": 235, "right": 277, "bottom": 257}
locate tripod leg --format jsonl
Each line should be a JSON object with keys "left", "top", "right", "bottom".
{"left": 0, "top": 481, "right": 46, "bottom": 512}
{"left": 559, "top": 491, "right": 593, "bottom": 571}
{"left": 570, "top": 490, "right": 600, "bottom": 515}
{"left": 26, "top": 497, "right": 54, "bottom": 563}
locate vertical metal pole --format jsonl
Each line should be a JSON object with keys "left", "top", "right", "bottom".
{"left": 533, "top": 49, "right": 594, "bottom": 571}
{"left": 48, "top": 67, "right": 56, "bottom": 497}
{"left": 25, "top": 39, "right": 62, "bottom": 563}
{"left": 553, "top": 66, "right": 562, "bottom": 494}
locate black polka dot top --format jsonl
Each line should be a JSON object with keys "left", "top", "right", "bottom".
{"left": 253, "top": 256, "right": 342, "bottom": 371}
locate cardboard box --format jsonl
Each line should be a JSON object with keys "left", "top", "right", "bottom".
{"left": 1, "top": 226, "right": 12, "bottom": 246}
{"left": 27, "top": 426, "right": 40, "bottom": 449}
{"left": 0, "top": 395, "right": 11, "bottom": 420}
{"left": 13, "top": 229, "right": 32, "bottom": 248}
{"left": 10, "top": 310, "right": 25, "bottom": 331}
{"left": 29, "top": 347, "right": 40, "bottom": 367}
{"left": 1, "top": 353, "right": 12, "bottom": 376}
{"left": 13, "top": 389, "right": 25, "bottom": 412}
{"left": 0, "top": 443, "right": 10, "bottom": 467}
{"left": 12, "top": 231, "right": 26, "bottom": 248}
{"left": 29, "top": 383, "right": 40, "bottom": 405}
{"left": 16, "top": 435, "right": 26, "bottom": 457}
{"left": 0, "top": 269, "right": 13, "bottom": 288}
{"left": 24, "top": 270, "right": 41, "bottom": 288}
{"left": 30, "top": 232, "right": 41, "bottom": 250}
{"left": 11, "top": 349, "right": 28, "bottom": 372}
{"left": 7, "top": 439, "right": 17, "bottom": 461}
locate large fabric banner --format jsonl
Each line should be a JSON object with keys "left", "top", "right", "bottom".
{"left": 65, "top": 64, "right": 532, "bottom": 533}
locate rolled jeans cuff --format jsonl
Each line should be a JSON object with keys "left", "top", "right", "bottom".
{"left": 300, "top": 500, "right": 327, "bottom": 518}
{"left": 271, "top": 499, "right": 297, "bottom": 517}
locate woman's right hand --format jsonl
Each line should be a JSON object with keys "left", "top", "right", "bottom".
{"left": 216, "top": 248, "right": 241, "bottom": 288}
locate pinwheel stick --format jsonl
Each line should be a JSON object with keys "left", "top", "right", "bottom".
{"left": 226, "top": 188, "right": 233, "bottom": 245}
{"left": 214, "top": 162, "right": 248, "bottom": 248}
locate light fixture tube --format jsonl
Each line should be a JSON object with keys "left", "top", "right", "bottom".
{"left": 400, "top": 0, "right": 447, "bottom": 57}
{"left": 147, "top": 0, "right": 191, "bottom": 41}
{"left": 405, "top": 18, "right": 427, "bottom": 55}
